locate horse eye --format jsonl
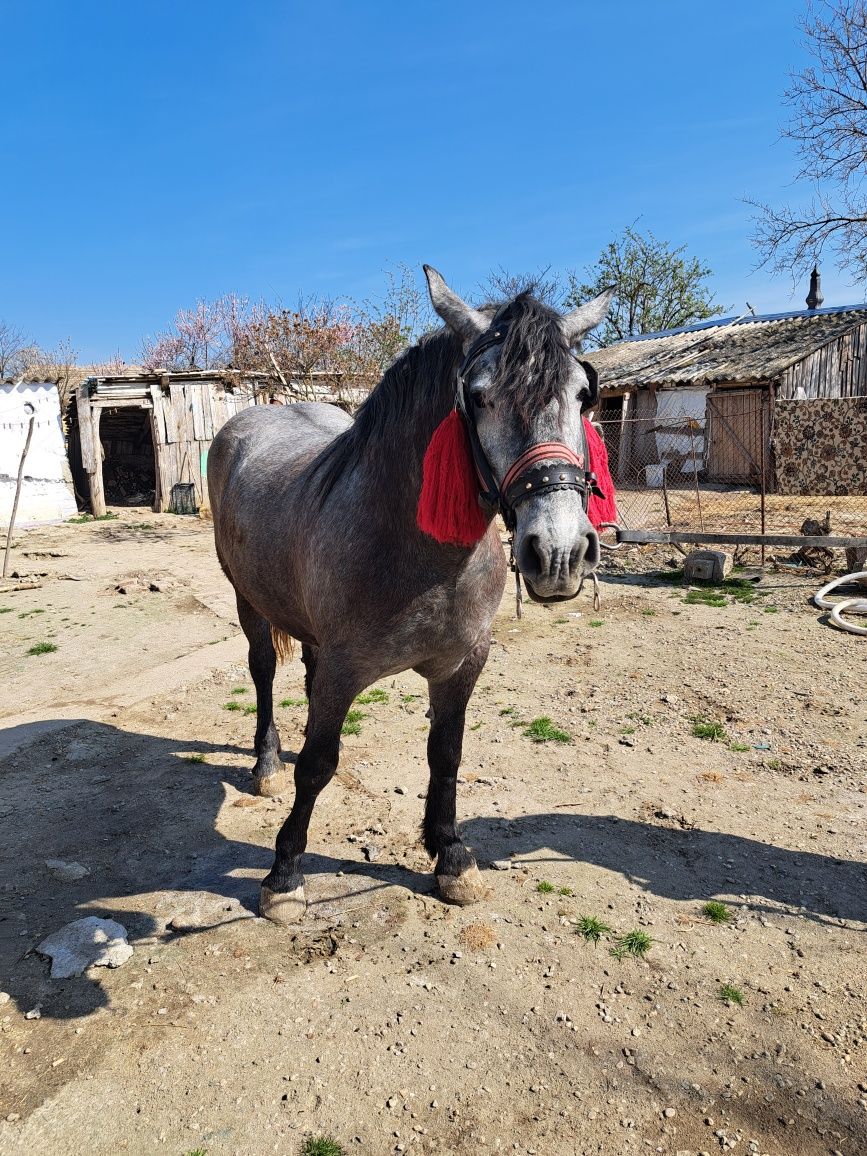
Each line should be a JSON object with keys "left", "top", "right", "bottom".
{"left": 471, "top": 393, "right": 486, "bottom": 410}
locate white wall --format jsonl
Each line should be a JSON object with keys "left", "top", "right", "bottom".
{"left": 0, "top": 383, "right": 77, "bottom": 526}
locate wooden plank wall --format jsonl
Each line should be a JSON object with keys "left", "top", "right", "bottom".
{"left": 779, "top": 322, "right": 867, "bottom": 399}
{"left": 151, "top": 381, "right": 257, "bottom": 511}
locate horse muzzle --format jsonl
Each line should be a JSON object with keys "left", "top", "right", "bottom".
{"left": 513, "top": 500, "right": 600, "bottom": 603}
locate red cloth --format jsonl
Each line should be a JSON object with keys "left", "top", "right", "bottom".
{"left": 416, "top": 409, "right": 489, "bottom": 546}
{"left": 416, "top": 410, "right": 618, "bottom": 545}
{"left": 584, "top": 418, "right": 618, "bottom": 529}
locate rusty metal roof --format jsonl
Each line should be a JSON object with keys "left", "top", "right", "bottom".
{"left": 585, "top": 304, "right": 867, "bottom": 389}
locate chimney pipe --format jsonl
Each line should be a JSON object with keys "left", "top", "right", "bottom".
{"left": 806, "top": 265, "right": 824, "bottom": 310}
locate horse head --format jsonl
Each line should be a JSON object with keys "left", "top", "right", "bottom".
{"left": 424, "top": 265, "right": 614, "bottom": 603}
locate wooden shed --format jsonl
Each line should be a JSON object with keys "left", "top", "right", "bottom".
{"left": 71, "top": 370, "right": 273, "bottom": 515}
{"left": 585, "top": 301, "right": 867, "bottom": 494}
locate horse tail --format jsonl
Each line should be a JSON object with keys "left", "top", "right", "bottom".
{"left": 270, "top": 624, "right": 294, "bottom": 665}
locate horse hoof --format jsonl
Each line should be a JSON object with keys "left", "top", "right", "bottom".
{"left": 437, "top": 864, "right": 490, "bottom": 906}
{"left": 260, "top": 883, "right": 306, "bottom": 925}
{"left": 253, "top": 770, "right": 286, "bottom": 798}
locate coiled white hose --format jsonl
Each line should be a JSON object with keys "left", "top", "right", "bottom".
{"left": 813, "top": 572, "right": 867, "bottom": 637}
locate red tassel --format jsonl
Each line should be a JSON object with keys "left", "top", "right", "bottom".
{"left": 584, "top": 418, "right": 618, "bottom": 529}
{"left": 417, "top": 409, "right": 489, "bottom": 546}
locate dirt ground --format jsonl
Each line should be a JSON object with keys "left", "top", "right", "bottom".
{"left": 0, "top": 510, "right": 865, "bottom": 1156}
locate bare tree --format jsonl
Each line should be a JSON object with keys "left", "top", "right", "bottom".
{"left": 0, "top": 321, "right": 31, "bottom": 380}
{"left": 477, "top": 265, "right": 568, "bottom": 307}
{"left": 751, "top": 1, "right": 867, "bottom": 278}
{"left": 22, "top": 337, "right": 82, "bottom": 410}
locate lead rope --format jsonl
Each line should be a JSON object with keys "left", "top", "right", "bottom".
{"left": 591, "top": 571, "right": 601, "bottom": 612}
{"left": 509, "top": 537, "right": 523, "bottom": 619}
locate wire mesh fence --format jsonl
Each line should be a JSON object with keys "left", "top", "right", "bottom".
{"left": 594, "top": 391, "right": 867, "bottom": 559}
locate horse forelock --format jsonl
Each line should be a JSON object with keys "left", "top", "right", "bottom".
{"left": 489, "top": 293, "right": 572, "bottom": 429}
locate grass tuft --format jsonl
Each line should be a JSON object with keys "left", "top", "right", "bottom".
{"left": 280, "top": 697, "right": 307, "bottom": 708}
{"left": 523, "top": 716, "right": 572, "bottom": 744}
{"left": 536, "top": 881, "right": 555, "bottom": 894}
{"left": 719, "top": 984, "right": 745, "bottom": 1006}
{"left": 683, "top": 589, "right": 727, "bottom": 607}
{"left": 27, "top": 641, "right": 57, "bottom": 656}
{"left": 300, "top": 1138, "right": 346, "bottom": 1156}
{"left": 641, "top": 608, "right": 657, "bottom": 616}
{"left": 576, "top": 915, "right": 612, "bottom": 944}
{"left": 558, "top": 886, "right": 574, "bottom": 897}
{"left": 691, "top": 715, "right": 726, "bottom": 741}
{"left": 610, "top": 929, "right": 653, "bottom": 960}
{"left": 183, "top": 753, "right": 206, "bottom": 764}
{"left": 341, "top": 708, "right": 365, "bottom": 736}
{"left": 355, "top": 687, "right": 388, "bottom": 705}
{"left": 223, "top": 701, "right": 241, "bottom": 712}
{"left": 588, "top": 618, "right": 605, "bottom": 627}
{"left": 729, "top": 741, "right": 750, "bottom": 752}
{"left": 230, "top": 687, "right": 247, "bottom": 695}
{"left": 702, "top": 900, "right": 733, "bottom": 924}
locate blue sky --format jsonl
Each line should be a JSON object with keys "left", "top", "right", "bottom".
{"left": 2, "top": 0, "right": 860, "bottom": 362}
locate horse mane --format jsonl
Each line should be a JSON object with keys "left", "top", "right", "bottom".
{"left": 309, "top": 290, "right": 572, "bottom": 501}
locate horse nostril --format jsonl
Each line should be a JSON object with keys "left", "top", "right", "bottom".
{"left": 519, "top": 534, "right": 546, "bottom": 578}
{"left": 584, "top": 529, "right": 600, "bottom": 570}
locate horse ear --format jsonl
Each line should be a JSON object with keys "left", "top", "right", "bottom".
{"left": 577, "top": 360, "right": 599, "bottom": 412}
{"left": 561, "top": 286, "right": 616, "bottom": 347}
{"left": 423, "top": 265, "right": 489, "bottom": 345}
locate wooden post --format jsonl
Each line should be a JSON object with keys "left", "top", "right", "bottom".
{"left": 75, "top": 385, "right": 106, "bottom": 516}
{"left": 760, "top": 400, "right": 767, "bottom": 567}
{"left": 3, "top": 405, "right": 36, "bottom": 579}
{"left": 88, "top": 405, "right": 107, "bottom": 517}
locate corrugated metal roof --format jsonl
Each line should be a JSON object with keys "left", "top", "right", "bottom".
{"left": 585, "top": 305, "right": 867, "bottom": 388}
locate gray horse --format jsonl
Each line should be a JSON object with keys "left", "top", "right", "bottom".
{"left": 208, "top": 267, "right": 612, "bottom": 923}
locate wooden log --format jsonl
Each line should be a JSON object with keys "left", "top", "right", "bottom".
{"left": 88, "top": 406, "right": 107, "bottom": 517}
{"left": 76, "top": 385, "right": 96, "bottom": 472}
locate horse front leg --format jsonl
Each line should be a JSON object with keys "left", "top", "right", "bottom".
{"left": 424, "top": 640, "right": 491, "bottom": 906}
{"left": 259, "top": 657, "right": 359, "bottom": 925}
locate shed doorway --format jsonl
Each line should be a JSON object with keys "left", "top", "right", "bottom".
{"left": 99, "top": 406, "right": 156, "bottom": 506}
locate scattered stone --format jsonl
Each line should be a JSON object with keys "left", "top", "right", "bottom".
{"left": 0, "top": 992, "right": 10, "bottom": 1006}
{"left": 491, "top": 860, "right": 511, "bottom": 871}
{"left": 363, "top": 843, "right": 382, "bottom": 863}
{"left": 24, "top": 1006, "right": 41, "bottom": 1020}
{"left": 44, "top": 859, "right": 90, "bottom": 882}
{"left": 663, "top": 1106, "right": 677, "bottom": 1118}
{"left": 36, "top": 917, "right": 133, "bottom": 979}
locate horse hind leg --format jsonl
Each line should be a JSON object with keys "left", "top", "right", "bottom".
{"left": 235, "top": 593, "right": 285, "bottom": 797}
{"left": 260, "top": 655, "right": 360, "bottom": 924}
{"left": 423, "top": 640, "right": 492, "bottom": 906}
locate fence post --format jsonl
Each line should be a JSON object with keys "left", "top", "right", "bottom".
{"left": 760, "top": 402, "right": 766, "bottom": 567}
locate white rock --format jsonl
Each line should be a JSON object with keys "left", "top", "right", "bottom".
{"left": 45, "top": 859, "right": 90, "bottom": 882}
{"left": 36, "top": 917, "right": 133, "bottom": 979}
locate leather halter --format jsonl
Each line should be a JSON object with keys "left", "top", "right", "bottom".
{"left": 455, "top": 319, "right": 603, "bottom": 532}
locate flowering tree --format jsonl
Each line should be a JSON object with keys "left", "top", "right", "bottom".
{"left": 141, "top": 266, "right": 431, "bottom": 407}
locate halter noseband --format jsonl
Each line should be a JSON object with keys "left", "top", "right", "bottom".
{"left": 455, "top": 320, "right": 603, "bottom": 532}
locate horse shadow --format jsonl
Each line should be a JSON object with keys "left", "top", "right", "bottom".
{"left": 462, "top": 811, "right": 867, "bottom": 926}
{"left": 0, "top": 718, "right": 426, "bottom": 1024}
